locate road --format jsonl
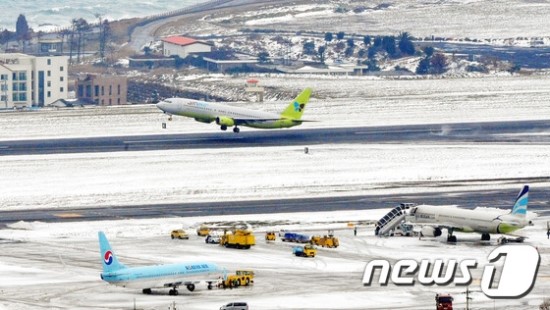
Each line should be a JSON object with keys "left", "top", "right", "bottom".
{"left": 1, "top": 120, "right": 549, "bottom": 156}
{"left": 1, "top": 184, "right": 548, "bottom": 225}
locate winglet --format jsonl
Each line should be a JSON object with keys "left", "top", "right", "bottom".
{"left": 280, "top": 88, "right": 312, "bottom": 120}
{"left": 511, "top": 185, "right": 529, "bottom": 216}
{"left": 98, "top": 231, "right": 127, "bottom": 273}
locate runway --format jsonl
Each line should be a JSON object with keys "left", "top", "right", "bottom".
{"left": 1, "top": 183, "right": 548, "bottom": 225}
{"left": 1, "top": 119, "right": 549, "bottom": 156}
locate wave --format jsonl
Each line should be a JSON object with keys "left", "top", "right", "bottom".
{"left": 0, "top": 0, "right": 207, "bottom": 31}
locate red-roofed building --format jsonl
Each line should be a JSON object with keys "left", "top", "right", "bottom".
{"left": 162, "top": 36, "right": 212, "bottom": 58}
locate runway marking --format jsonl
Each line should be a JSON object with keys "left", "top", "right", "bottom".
{"left": 124, "top": 137, "right": 243, "bottom": 144}
{"left": 54, "top": 213, "right": 83, "bottom": 218}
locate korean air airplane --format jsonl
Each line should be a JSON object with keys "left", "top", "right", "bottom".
{"left": 156, "top": 88, "right": 312, "bottom": 133}
{"left": 98, "top": 231, "right": 225, "bottom": 295}
{"left": 407, "top": 185, "right": 534, "bottom": 243}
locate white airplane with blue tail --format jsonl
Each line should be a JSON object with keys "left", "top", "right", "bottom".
{"left": 99, "top": 231, "right": 225, "bottom": 295}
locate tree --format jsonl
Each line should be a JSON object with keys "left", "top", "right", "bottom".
{"left": 363, "top": 35, "right": 371, "bottom": 46}
{"left": 258, "top": 51, "right": 269, "bottom": 63}
{"left": 415, "top": 58, "right": 430, "bottom": 74}
{"left": 98, "top": 19, "right": 111, "bottom": 63}
{"left": 423, "top": 46, "right": 434, "bottom": 58}
{"left": 347, "top": 38, "right": 355, "bottom": 48}
{"left": 344, "top": 46, "right": 355, "bottom": 57}
{"left": 317, "top": 45, "right": 326, "bottom": 64}
{"left": 16, "top": 14, "right": 29, "bottom": 41}
{"left": 324, "top": 32, "right": 333, "bottom": 43}
{"left": 73, "top": 18, "right": 90, "bottom": 63}
{"left": 398, "top": 32, "right": 415, "bottom": 56}
{"left": 0, "top": 30, "right": 12, "bottom": 50}
{"left": 430, "top": 53, "right": 448, "bottom": 74}
{"left": 367, "top": 46, "right": 377, "bottom": 59}
{"left": 373, "top": 36, "right": 382, "bottom": 48}
{"left": 336, "top": 31, "right": 345, "bottom": 40}
{"left": 302, "top": 41, "right": 316, "bottom": 55}
{"left": 382, "top": 36, "right": 396, "bottom": 57}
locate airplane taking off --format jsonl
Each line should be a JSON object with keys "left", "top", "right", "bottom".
{"left": 98, "top": 231, "right": 224, "bottom": 295}
{"left": 407, "top": 185, "right": 533, "bottom": 242}
{"left": 156, "top": 88, "right": 312, "bottom": 133}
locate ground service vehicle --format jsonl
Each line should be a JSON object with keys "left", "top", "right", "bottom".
{"left": 197, "top": 225, "right": 210, "bottom": 236}
{"left": 310, "top": 232, "right": 339, "bottom": 248}
{"left": 205, "top": 234, "right": 221, "bottom": 244}
{"left": 170, "top": 229, "right": 189, "bottom": 240}
{"left": 435, "top": 293, "right": 453, "bottom": 310}
{"left": 220, "top": 229, "right": 255, "bottom": 249}
{"left": 221, "top": 270, "right": 254, "bottom": 288}
{"left": 281, "top": 232, "right": 310, "bottom": 243}
{"left": 265, "top": 231, "right": 276, "bottom": 241}
{"left": 220, "top": 302, "right": 249, "bottom": 310}
{"left": 293, "top": 244, "right": 317, "bottom": 257}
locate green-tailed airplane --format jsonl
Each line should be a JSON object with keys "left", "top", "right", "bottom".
{"left": 156, "top": 88, "right": 312, "bottom": 133}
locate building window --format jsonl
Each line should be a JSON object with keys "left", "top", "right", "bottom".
{"left": 117, "top": 98, "right": 120, "bottom": 104}
{"left": 60, "top": 66, "right": 64, "bottom": 71}
{"left": 1, "top": 95, "right": 6, "bottom": 102}
{"left": 47, "top": 91, "right": 51, "bottom": 97}
{"left": 60, "top": 87, "right": 64, "bottom": 92}
{"left": 1, "top": 84, "right": 6, "bottom": 91}
{"left": 101, "top": 86, "right": 104, "bottom": 96}
{"left": 94, "top": 85, "right": 99, "bottom": 97}
{"left": 78, "top": 85, "right": 84, "bottom": 97}
{"left": 60, "top": 76, "right": 64, "bottom": 82}
{"left": 19, "top": 93, "right": 27, "bottom": 101}
{"left": 117, "top": 84, "right": 121, "bottom": 95}
{"left": 109, "top": 85, "right": 112, "bottom": 95}
{"left": 109, "top": 98, "right": 112, "bottom": 105}
{"left": 19, "top": 82, "right": 26, "bottom": 91}
{"left": 12, "top": 83, "right": 18, "bottom": 91}
{"left": 47, "top": 59, "right": 51, "bottom": 65}
{"left": 0, "top": 74, "right": 7, "bottom": 80}
{"left": 19, "top": 72, "right": 26, "bottom": 80}
{"left": 47, "top": 71, "right": 51, "bottom": 77}
{"left": 47, "top": 81, "right": 51, "bottom": 87}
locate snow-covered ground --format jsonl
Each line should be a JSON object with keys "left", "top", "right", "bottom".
{"left": 0, "top": 211, "right": 549, "bottom": 309}
{"left": 1, "top": 74, "right": 550, "bottom": 309}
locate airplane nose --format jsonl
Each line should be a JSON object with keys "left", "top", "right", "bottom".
{"left": 156, "top": 101, "right": 168, "bottom": 112}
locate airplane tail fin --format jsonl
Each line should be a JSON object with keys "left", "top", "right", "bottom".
{"left": 511, "top": 185, "right": 529, "bottom": 217}
{"left": 98, "top": 231, "right": 126, "bottom": 273}
{"left": 280, "top": 88, "right": 312, "bottom": 120}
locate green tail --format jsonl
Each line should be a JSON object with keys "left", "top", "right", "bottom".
{"left": 280, "top": 88, "right": 312, "bottom": 120}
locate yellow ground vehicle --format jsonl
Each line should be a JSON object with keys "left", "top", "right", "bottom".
{"left": 310, "top": 234, "right": 339, "bottom": 248}
{"left": 265, "top": 231, "right": 276, "bottom": 241}
{"left": 221, "top": 270, "right": 255, "bottom": 288}
{"left": 220, "top": 229, "right": 255, "bottom": 249}
{"left": 170, "top": 229, "right": 189, "bottom": 240}
{"left": 293, "top": 244, "right": 317, "bottom": 257}
{"left": 196, "top": 225, "right": 210, "bottom": 236}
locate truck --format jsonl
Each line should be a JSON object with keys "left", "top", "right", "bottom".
{"left": 170, "top": 229, "right": 189, "bottom": 240}
{"left": 221, "top": 270, "right": 254, "bottom": 288}
{"left": 292, "top": 244, "right": 317, "bottom": 257}
{"left": 220, "top": 229, "right": 255, "bottom": 249}
{"left": 310, "top": 234, "right": 339, "bottom": 248}
{"left": 435, "top": 293, "right": 453, "bottom": 310}
{"left": 265, "top": 231, "right": 276, "bottom": 241}
{"left": 281, "top": 232, "right": 310, "bottom": 243}
{"left": 197, "top": 225, "right": 210, "bottom": 236}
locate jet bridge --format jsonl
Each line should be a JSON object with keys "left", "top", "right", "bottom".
{"left": 375, "top": 203, "right": 416, "bottom": 236}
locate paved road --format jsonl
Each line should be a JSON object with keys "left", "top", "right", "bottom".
{"left": 1, "top": 120, "right": 549, "bottom": 156}
{"left": 1, "top": 184, "right": 548, "bottom": 225}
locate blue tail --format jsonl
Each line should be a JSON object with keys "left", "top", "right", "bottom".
{"left": 98, "top": 231, "right": 126, "bottom": 273}
{"left": 511, "top": 185, "right": 529, "bottom": 216}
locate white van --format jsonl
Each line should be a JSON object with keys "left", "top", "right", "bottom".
{"left": 220, "top": 302, "right": 248, "bottom": 310}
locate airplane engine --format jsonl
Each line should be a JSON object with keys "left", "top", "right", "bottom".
{"left": 216, "top": 116, "right": 235, "bottom": 127}
{"left": 421, "top": 226, "right": 442, "bottom": 237}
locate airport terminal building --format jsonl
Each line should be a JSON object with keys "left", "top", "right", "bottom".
{"left": 0, "top": 53, "right": 68, "bottom": 109}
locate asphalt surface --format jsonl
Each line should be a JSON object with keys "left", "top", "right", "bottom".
{"left": 1, "top": 184, "right": 548, "bottom": 225}
{"left": 2, "top": 119, "right": 548, "bottom": 224}
{"left": 1, "top": 120, "right": 549, "bottom": 156}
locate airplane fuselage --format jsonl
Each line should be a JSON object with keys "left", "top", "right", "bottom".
{"left": 409, "top": 205, "right": 529, "bottom": 234}
{"left": 158, "top": 99, "right": 299, "bottom": 129}
{"left": 101, "top": 261, "right": 223, "bottom": 289}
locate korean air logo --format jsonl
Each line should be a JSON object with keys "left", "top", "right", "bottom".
{"left": 293, "top": 101, "right": 305, "bottom": 112}
{"left": 104, "top": 250, "right": 113, "bottom": 265}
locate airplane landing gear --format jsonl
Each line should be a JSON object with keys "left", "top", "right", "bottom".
{"left": 186, "top": 284, "right": 195, "bottom": 292}
{"left": 481, "top": 233, "right": 491, "bottom": 241}
{"left": 233, "top": 127, "right": 240, "bottom": 133}
{"left": 447, "top": 229, "right": 457, "bottom": 243}
{"left": 207, "top": 281, "right": 213, "bottom": 290}
{"left": 168, "top": 288, "right": 179, "bottom": 296}
{"left": 220, "top": 125, "right": 227, "bottom": 131}
{"left": 142, "top": 288, "right": 152, "bottom": 294}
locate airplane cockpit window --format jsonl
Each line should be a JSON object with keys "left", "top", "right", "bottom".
{"left": 410, "top": 207, "right": 417, "bottom": 215}
{"left": 164, "top": 99, "right": 173, "bottom": 103}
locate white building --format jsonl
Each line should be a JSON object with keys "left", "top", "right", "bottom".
{"left": 0, "top": 53, "right": 68, "bottom": 109}
{"left": 162, "top": 36, "right": 212, "bottom": 58}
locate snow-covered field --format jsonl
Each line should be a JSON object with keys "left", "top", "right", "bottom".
{"left": 0, "top": 211, "right": 549, "bottom": 310}
{"left": 1, "top": 74, "right": 550, "bottom": 309}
